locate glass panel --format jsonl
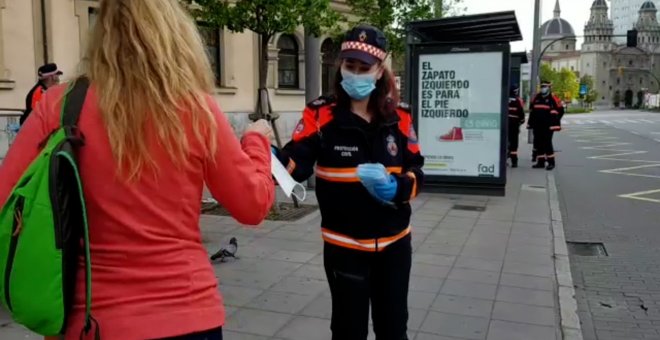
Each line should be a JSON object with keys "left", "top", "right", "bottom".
{"left": 89, "top": 8, "right": 98, "bottom": 30}
{"left": 278, "top": 54, "right": 298, "bottom": 87}
{"left": 277, "top": 35, "right": 297, "bottom": 50}
{"left": 197, "top": 24, "right": 221, "bottom": 85}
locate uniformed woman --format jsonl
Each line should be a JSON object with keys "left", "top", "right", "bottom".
{"left": 272, "top": 24, "right": 424, "bottom": 340}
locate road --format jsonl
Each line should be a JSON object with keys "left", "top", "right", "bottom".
{"left": 554, "top": 110, "right": 660, "bottom": 340}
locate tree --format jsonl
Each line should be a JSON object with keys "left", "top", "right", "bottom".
{"left": 539, "top": 63, "right": 558, "bottom": 90}
{"left": 579, "top": 75, "right": 598, "bottom": 107}
{"left": 347, "top": 0, "right": 465, "bottom": 58}
{"left": 182, "top": 0, "right": 341, "bottom": 124}
{"left": 554, "top": 68, "right": 579, "bottom": 103}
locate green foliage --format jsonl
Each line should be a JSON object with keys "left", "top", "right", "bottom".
{"left": 183, "top": 0, "right": 342, "bottom": 39}
{"left": 579, "top": 75, "right": 598, "bottom": 105}
{"left": 539, "top": 63, "right": 579, "bottom": 102}
{"left": 566, "top": 107, "right": 592, "bottom": 114}
{"left": 346, "top": 0, "right": 465, "bottom": 57}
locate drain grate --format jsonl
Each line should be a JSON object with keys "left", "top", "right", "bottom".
{"left": 567, "top": 242, "right": 608, "bottom": 256}
{"left": 452, "top": 204, "right": 486, "bottom": 212}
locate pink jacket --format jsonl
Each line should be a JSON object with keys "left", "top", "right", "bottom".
{"left": 0, "top": 83, "right": 275, "bottom": 339}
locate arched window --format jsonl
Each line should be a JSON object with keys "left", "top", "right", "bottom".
{"left": 277, "top": 35, "right": 299, "bottom": 88}
{"left": 321, "top": 38, "right": 340, "bottom": 95}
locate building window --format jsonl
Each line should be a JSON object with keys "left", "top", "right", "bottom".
{"left": 197, "top": 23, "right": 222, "bottom": 86}
{"left": 565, "top": 44, "right": 569, "bottom": 50}
{"left": 89, "top": 7, "right": 98, "bottom": 30}
{"left": 603, "top": 62, "right": 607, "bottom": 67}
{"left": 571, "top": 66, "right": 574, "bottom": 71}
{"left": 609, "top": 86, "right": 612, "bottom": 90}
{"left": 641, "top": 78, "right": 644, "bottom": 84}
{"left": 617, "top": 78, "right": 620, "bottom": 84}
{"left": 277, "top": 34, "right": 299, "bottom": 89}
{"left": 629, "top": 60, "right": 633, "bottom": 66}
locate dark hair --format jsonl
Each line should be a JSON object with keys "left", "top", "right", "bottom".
{"left": 332, "top": 62, "right": 400, "bottom": 122}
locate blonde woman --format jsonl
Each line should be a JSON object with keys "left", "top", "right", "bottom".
{"left": 0, "top": 0, "right": 274, "bottom": 339}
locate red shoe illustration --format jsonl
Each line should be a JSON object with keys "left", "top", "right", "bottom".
{"left": 439, "top": 127, "right": 464, "bottom": 141}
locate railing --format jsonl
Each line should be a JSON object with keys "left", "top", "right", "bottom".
{"left": 0, "top": 109, "right": 23, "bottom": 160}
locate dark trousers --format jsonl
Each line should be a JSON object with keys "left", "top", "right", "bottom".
{"left": 159, "top": 327, "right": 222, "bottom": 340}
{"left": 533, "top": 127, "right": 554, "bottom": 160}
{"left": 507, "top": 120, "right": 520, "bottom": 156}
{"left": 324, "top": 234, "right": 412, "bottom": 340}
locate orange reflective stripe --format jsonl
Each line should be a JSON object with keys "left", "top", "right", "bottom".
{"left": 550, "top": 110, "right": 559, "bottom": 115}
{"left": 550, "top": 125, "right": 562, "bottom": 131}
{"left": 509, "top": 107, "right": 519, "bottom": 111}
{"left": 509, "top": 151, "right": 518, "bottom": 155}
{"left": 508, "top": 114, "right": 519, "bottom": 118}
{"left": 321, "top": 226, "right": 411, "bottom": 252}
{"left": 534, "top": 104, "right": 550, "bottom": 110}
{"left": 407, "top": 172, "right": 417, "bottom": 201}
{"left": 547, "top": 154, "right": 555, "bottom": 158}
{"left": 316, "top": 166, "right": 403, "bottom": 182}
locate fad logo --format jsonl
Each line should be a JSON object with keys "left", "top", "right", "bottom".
{"left": 478, "top": 163, "right": 496, "bottom": 176}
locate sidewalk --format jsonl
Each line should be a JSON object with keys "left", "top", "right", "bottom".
{"left": 0, "top": 139, "right": 581, "bottom": 340}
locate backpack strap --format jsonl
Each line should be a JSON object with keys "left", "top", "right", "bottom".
{"left": 60, "top": 77, "right": 90, "bottom": 143}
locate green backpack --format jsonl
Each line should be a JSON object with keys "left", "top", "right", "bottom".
{"left": 0, "top": 77, "right": 98, "bottom": 338}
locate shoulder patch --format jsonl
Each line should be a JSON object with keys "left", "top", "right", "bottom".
{"left": 306, "top": 95, "right": 335, "bottom": 109}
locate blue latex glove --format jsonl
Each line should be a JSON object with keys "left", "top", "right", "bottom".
{"left": 357, "top": 163, "right": 398, "bottom": 203}
{"left": 7, "top": 123, "right": 19, "bottom": 133}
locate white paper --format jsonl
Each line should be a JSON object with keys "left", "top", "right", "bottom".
{"left": 271, "top": 156, "right": 306, "bottom": 201}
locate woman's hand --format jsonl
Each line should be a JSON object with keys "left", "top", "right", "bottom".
{"left": 245, "top": 119, "right": 274, "bottom": 140}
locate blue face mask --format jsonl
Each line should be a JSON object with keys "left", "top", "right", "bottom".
{"left": 341, "top": 68, "right": 377, "bottom": 100}
{"left": 541, "top": 87, "right": 550, "bottom": 96}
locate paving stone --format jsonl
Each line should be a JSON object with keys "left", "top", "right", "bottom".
{"left": 487, "top": 320, "right": 557, "bottom": 340}
{"left": 290, "top": 263, "right": 327, "bottom": 280}
{"left": 412, "top": 253, "right": 457, "bottom": 267}
{"left": 300, "top": 295, "right": 333, "bottom": 320}
{"left": 219, "top": 285, "right": 265, "bottom": 307}
{"left": 447, "top": 268, "right": 500, "bottom": 285}
{"left": 221, "top": 331, "right": 273, "bottom": 340}
{"left": 420, "top": 311, "right": 489, "bottom": 339}
{"left": 270, "top": 276, "right": 328, "bottom": 296}
{"left": 270, "top": 250, "right": 319, "bottom": 263}
{"left": 499, "top": 273, "right": 555, "bottom": 291}
{"left": 441, "top": 280, "right": 498, "bottom": 300}
{"left": 492, "top": 301, "right": 556, "bottom": 326}
{"left": 411, "top": 264, "right": 452, "bottom": 278}
{"left": 225, "top": 308, "right": 293, "bottom": 337}
{"left": 415, "top": 333, "right": 468, "bottom": 340}
{"left": 454, "top": 256, "right": 503, "bottom": 272}
{"left": 408, "top": 291, "right": 438, "bottom": 310}
{"left": 409, "top": 275, "right": 444, "bottom": 293}
{"left": 431, "top": 294, "right": 494, "bottom": 318}
{"left": 245, "top": 291, "right": 317, "bottom": 314}
{"left": 407, "top": 307, "right": 429, "bottom": 331}
{"left": 275, "top": 316, "right": 331, "bottom": 340}
{"left": 502, "top": 260, "right": 555, "bottom": 278}
{"left": 496, "top": 286, "right": 555, "bottom": 307}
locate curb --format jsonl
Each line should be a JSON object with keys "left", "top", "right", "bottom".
{"left": 547, "top": 172, "right": 583, "bottom": 340}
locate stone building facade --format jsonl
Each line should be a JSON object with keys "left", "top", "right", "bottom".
{"left": 542, "top": 0, "right": 660, "bottom": 107}
{"left": 0, "top": 0, "right": 352, "bottom": 138}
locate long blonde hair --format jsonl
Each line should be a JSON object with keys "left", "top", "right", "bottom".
{"left": 83, "top": 0, "right": 217, "bottom": 180}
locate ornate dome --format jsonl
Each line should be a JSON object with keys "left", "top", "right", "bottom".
{"left": 641, "top": 1, "right": 656, "bottom": 11}
{"left": 541, "top": 0, "right": 576, "bottom": 39}
{"left": 591, "top": 0, "right": 607, "bottom": 7}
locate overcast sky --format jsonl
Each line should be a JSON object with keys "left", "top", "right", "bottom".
{"left": 461, "top": 0, "right": 593, "bottom": 52}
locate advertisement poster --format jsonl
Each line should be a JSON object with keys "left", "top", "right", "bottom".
{"left": 417, "top": 51, "right": 503, "bottom": 178}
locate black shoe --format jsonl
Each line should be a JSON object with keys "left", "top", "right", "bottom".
{"left": 511, "top": 157, "right": 518, "bottom": 168}
{"left": 533, "top": 161, "right": 546, "bottom": 169}
{"left": 546, "top": 159, "right": 556, "bottom": 171}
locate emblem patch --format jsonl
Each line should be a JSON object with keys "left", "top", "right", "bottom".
{"left": 294, "top": 119, "right": 305, "bottom": 134}
{"left": 408, "top": 125, "right": 418, "bottom": 144}
{"left": 386, "top": 134, "right": 398, "bottom": 157}
{"left": 359, "top": 31, "right": 368, "bottom": 42}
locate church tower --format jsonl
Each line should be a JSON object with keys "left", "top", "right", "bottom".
{"left": 635, "top": 1, "right": 660, "bottom": 49}
{"left": 581, "top": 0, "right": 615, "bottom": 107}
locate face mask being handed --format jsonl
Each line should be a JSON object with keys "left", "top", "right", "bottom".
{"left": 341, "top": 68, "right": 378, "bottom": 100}
{"left": 540, "top": 87, "right": 550, "bottom": 96}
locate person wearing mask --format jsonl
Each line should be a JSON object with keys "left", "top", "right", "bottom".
{"left": 507, "top": 85, "right": 525, "bottom": 168}
{"left": 272, "top": 24, "right": 424, "bottom": 340}
{"left": 20, "top": 63, "right": 62, "bottom": 126}
{"left": 0, "top": 1, "right": 275, "bottom": 339}
{"left": 528, "top": 80, "right": 564, "bottom": 170}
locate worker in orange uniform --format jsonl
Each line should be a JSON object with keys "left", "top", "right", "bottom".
{"left": 272, "top": 24, "right": 424, "bottom": 340}
{"left": 21, "top": 63, "right": 62, "bottom": 126}
{"left": 507, "top": 85, "right": 525, "bottom": 168}
{"left": 528, "top": 80, "right": 564, "bottom": 170}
